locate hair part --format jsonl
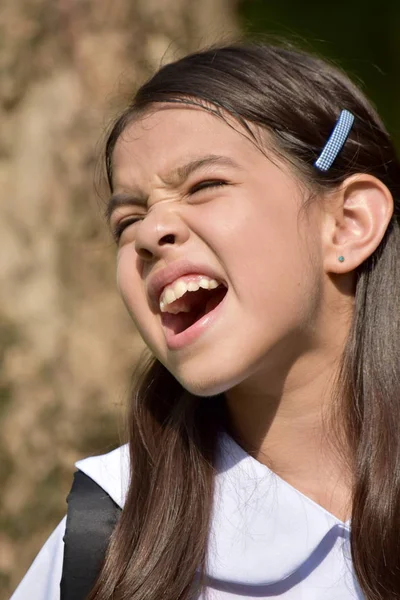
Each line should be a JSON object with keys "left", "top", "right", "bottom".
{"left": 93, "top": 41, "right": 400, "bottom": 600}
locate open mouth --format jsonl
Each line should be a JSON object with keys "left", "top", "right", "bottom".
{"left": 160, "top": 284, "right": 228, "bottom": 336}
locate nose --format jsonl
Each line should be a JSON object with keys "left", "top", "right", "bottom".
{"left": 134, "top": 205, "right": 190, "bottom": 261}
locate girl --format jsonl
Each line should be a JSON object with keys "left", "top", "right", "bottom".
{"left": 11, "top": 41, "right": 400, "bottom": 600}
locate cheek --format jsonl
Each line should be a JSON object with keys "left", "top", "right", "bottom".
{"left": 194, "top": 189, "right": 310, "bottom": 293}
{"left": 116, "top": 248, "right": 168, "bottom": 361}
{"left": 116, "top": 249, "right": 148, "bottom": 325}
{"left": 196, "top": 192, "right": 321, "bottom": 337}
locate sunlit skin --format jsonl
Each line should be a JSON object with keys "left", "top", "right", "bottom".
{"left": 109, "top": 105, "right": 393, "bottom": 521}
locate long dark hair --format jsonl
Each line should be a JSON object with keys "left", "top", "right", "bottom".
{"left": 90, "top": 42, "right": 400, "bottom": 600}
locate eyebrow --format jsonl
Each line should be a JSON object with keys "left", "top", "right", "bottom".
{"left": 105, "top": 154, "right": 241, "bottom": 223}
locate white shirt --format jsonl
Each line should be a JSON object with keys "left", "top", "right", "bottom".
{"left": 11, "top": 432, "right": 363, "bottom": 599}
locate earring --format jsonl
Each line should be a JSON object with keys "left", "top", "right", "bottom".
{"left": 338, "top": 256, "right": 345, "bottom": 262}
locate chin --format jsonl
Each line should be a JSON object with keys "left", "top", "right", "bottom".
{"left": 172, "top": 363, "right": 244, "bottom": 398}
{"left": 180, "top": 380, "right": 227, "bottom": 398}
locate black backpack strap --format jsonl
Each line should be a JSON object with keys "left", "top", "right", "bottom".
{"left": 60, "top": 469, "right": 122, "bottom": 600}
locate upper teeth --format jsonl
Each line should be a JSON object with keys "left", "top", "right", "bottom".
{"left": 159, "top": 276, "right": 220, "bottom": 313}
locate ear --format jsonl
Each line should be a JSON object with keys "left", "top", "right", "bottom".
{"left": 322, "top": 174, "right": 394, "bottom": 274}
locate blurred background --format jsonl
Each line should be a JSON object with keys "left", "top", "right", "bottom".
{"left": 1, "top": 0, "right": 399, "bottom": 596}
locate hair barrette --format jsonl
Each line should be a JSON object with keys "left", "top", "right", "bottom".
{"left": 314, "top": 109, "right": 354, "bottom": 172}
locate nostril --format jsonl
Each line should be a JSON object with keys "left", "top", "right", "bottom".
{"left": 159, "top": 234, "right": 175, "bottom": 245}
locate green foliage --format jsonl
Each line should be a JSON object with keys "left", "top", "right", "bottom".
{"left": 239, "top": 0, "right": 400, "bottom": 148}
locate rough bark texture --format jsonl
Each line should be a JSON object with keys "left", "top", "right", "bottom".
{"left": 0, "top": 1, "right": 239, "bottom": 595}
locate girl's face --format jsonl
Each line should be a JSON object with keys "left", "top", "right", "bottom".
{"left": 109, "top": 106, "right": 326, "bottom": 396}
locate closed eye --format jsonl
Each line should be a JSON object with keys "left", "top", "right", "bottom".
{"left": 189, "top": 179, "right": 228, "bottom": 194}
{"left": 112, "top": 216, "right": 142, "bottom": 242}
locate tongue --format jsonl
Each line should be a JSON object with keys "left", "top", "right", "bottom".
{"left": 161, "top": 287, "right": 226, "bottom": 336}
{"left": 161, "top": 311, "right": 200, "bottom": 336}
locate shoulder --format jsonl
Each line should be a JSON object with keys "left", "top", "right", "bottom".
{"left": 10, "top": 517, "right": 67, "bottom": 600}
{"left": 10, "top": 445, "right": 129, "bottom": 599}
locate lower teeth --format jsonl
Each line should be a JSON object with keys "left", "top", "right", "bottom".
{"left": 162, "top": 287, "right": 227, "bottom": 335}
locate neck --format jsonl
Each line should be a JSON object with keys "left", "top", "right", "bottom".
{"left": 224, "top": 349, "right": 353, "bottom": 522}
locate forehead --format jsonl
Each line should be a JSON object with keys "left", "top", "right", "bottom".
{"left": 111, "top": 105, "right": 268, "bottom": 184}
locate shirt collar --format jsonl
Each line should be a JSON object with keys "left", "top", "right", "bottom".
{"left": 75, "top": 432, "right": 350, "bottom": 589}
{"left": 206, "top": 432, "right": 350, "bottom": 590}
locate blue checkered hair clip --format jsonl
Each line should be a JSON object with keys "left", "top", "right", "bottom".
{"left": 314, "top": 109, "right": 355, "bottom": 172}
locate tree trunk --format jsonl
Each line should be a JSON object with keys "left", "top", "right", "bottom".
{"left": 0, "top": 0, "right": 239, "bottom": 595}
